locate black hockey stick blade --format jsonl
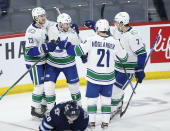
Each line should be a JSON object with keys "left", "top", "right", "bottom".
{"left": 101, "top": 3, "right": 105, "bottom": 19}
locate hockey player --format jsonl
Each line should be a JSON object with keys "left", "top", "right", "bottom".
{"left": 39, "top": 100, "right": 89, "bottom": 131}
{"left": 25, "top": 7, "right": 57, "bottom": 118}
{"left": 109, "top": 12, "right": 147, "bottom": 119}
{"left": 84, "top": 12, "right": 147, "bottom": 119}
{"left": 57, "top": 19, "right": 128, "bottom": 129}
{"left": 43, "top": 13, "right": 82, "bottom": 113}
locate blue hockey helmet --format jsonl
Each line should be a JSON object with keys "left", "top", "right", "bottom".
{"left": 64, "top": 101, "right": 80, "bottom": 120}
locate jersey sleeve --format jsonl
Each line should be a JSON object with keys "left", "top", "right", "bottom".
{"left": 39, "top": 107, "right": 61, "bottom": 131}
{"left": 48, "top": 24, "right": 60, "bottom": 41}
{"left": 66, "top": 39, "right": 91, "bottom": 56}
{"left": 25, "top": 30, "right": 42, "bottom": 57}
{"left": 128, "top": 30, "right": 146, "bottom": 56}
{"left": 115, "top": 40, "right": 128, "bottom": 62}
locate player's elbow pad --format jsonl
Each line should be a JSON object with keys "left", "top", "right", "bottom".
{"left": 137, "top": 53, "right": 147, "bottom": 69}
{"left": 66, "top": 45, "right": 76, "bottom": 56}
{"left": 27, "top": 47, "right": 40, "bottom": 57}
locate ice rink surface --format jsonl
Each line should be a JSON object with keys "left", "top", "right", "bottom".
{"left": 0, "top": 79, "right": 170, "bottom": 131}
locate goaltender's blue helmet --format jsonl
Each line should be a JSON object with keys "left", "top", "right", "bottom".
{"left": 64, "top": 101, "right": 80, "bottom": 119}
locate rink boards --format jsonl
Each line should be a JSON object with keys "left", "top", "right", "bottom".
{"left": 0, "top": 21, "right": 170, "bottom": 96}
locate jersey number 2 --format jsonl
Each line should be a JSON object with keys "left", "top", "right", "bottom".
{"left": 97, "top": 49, "right": 110, "bottom": 67}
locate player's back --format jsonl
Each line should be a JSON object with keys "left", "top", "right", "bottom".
{"left": 84, "top": 33, "right": 127, "bottom": 85}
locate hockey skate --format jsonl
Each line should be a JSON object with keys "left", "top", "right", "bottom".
{"left": 101, "top": 122, "right": 108, "bottom": 129}
{"left": 31, "top": 106, "right": 44, "bottom": 119}
{"left": 110, "top": 101, "right": 123, "bottom": 121}
{"left": 88, "top": 122, "right": 95, "bottom": 130}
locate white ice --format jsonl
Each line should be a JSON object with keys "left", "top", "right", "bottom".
{"left": 0, "top": 79, "right": 170, "bottom": 131}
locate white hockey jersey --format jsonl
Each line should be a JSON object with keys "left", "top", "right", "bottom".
{"left": 47, "top": 24, "right": 81, "bottom": 68}
{"left": 71, "top": 33, "right": 128, "bottom": 85}
{"left": 24, "top": 20, "right": 55, "bottom": 65}
{"left": 110, "top": 26, "right": 146, "bottom": 73}
{"left": 25, "top": 23, "right": 47, "bottom": 65}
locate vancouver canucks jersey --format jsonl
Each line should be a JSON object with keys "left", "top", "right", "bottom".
{"left": 39, "top": 102, "right": 89, "bottom": 131}
{"left": 47, "top": 24, "right": 81, "bottom": 68}
{"left": 110, "top": 27, "right": 146, "bottom": 73}
{"left": 25, "top": 23, "right": 48, "bottom": 65}
{"left": 67, "top": 33, "right": 128, "bottom": 85}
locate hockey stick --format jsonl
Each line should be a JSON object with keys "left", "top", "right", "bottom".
{"left": 120, "top": 29, "right": 162, "bottom": 117}
{"left": 116, "top": 55, "right": 136, "bottom": 94}
{"left": 0, "top": 56, "right": 45, "bottom": 101}
{"left": 101, "top": 3, "right": 105, "bottom": 19}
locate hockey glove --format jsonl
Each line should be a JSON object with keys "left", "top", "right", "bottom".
{"left": 58, "top": 37, "right": 72, "bottom": 49}
{"left": 80, "top": 53, "right": 88, "bottom": 63}
{"left": 135, "top": 70, "right": 145, "bottom": 83}
{"left": 84, "top": 20, "right": 96, "bottom": 31}
{"left": 135, "top": 53, "right": 147, "bottom": 83}
{"left": 71, "top": 23, "right": 79, "bottom": 34}
{"left": 41, "top": 41, "right": 57, "bottom": 53}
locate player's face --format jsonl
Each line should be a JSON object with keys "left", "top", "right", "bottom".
{"left": 114, "top": 21, "right": 123, "bottom": 32}
{"left": 58, "top": 22, "right": 70, "bottom": 32}
{"left": 36, "top": 14, "right": 46, "bottom": 25}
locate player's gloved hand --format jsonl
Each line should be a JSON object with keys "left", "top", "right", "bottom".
{"left": 41, "top": 41, "right": 57, "bottom": 53}
{"left": 80, "top": 53, "right": 88, "bottom": 63}
{"left": 135, "top": 67, "right": 145, "bottom": 83}
{"left": 58, "top": 37, "right": 72, "bottom": 49}
{"left": 84, "top": 20, "right": 96, "bottom": 31}
{"left": 71, "top": 23, "right": 79, "bottom": 34}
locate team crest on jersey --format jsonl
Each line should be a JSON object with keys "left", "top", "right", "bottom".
{"left": 54, "top": 108, "right": 60, "bottom": 116}
{"left": 130, "top": 30, "right": 138, "bottom": 35}
{"left": 28, "top": 29, "right": 36, "bottom": 34}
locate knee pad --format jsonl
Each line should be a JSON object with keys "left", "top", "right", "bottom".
{"left": 68, "top": 83, "right": 81, "bottom": 103}
{"left": 112, "top": 85, "right": 124, "bottom": 100}
{"left": 33, "top": 84, "right": 44, "bottom": 95}
{"left": 32, "top": 84, "right": 44, "bottom": 108}
{"left": 100, "top": 95, "right": 111, "bottom": 105}
{"left": 68, "top": 82, "right": 80, "bottom": 94}
{"left": 44, "top": 81, "right": 56, "bottom": 103}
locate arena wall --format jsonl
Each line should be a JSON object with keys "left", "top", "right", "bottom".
{"left": 0, "top": 21, "right": 170, "bottom": 96}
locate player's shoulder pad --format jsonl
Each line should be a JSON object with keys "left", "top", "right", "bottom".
{"left": 26, "top": 25, "right": 37, "bottom": 34}
{"left": 27, "top": 28, "right": 36, "bottom": 34}
{"left": 129, "top": 29, "right": 138, "bottom": 35}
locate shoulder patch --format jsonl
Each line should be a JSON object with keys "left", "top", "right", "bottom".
{"left": 28, "top": 29, "right": 36, "bottom": 34}
{"left": 130, "top": 30, "right": 138, "bottom": 35}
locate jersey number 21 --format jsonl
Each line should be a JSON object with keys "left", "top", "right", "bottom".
{"left": 97, "top": 49, "right": 110, "bottom": 67}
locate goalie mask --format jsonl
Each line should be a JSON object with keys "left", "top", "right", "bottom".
{"left": 64, "top": 101, "right": 80, "bottom": 121}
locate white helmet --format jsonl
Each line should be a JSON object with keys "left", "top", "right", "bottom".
{"left": 32, "top": 7, "right": 46, "bottom": 19}
{"left": 114, "top": 12, "right": 130, "bottom": 25}
{"left": 95, "top": 19, "right": 109, "bottom": 32}
{"left": 57, "top": 13, "right": 72, "bottom": 23}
